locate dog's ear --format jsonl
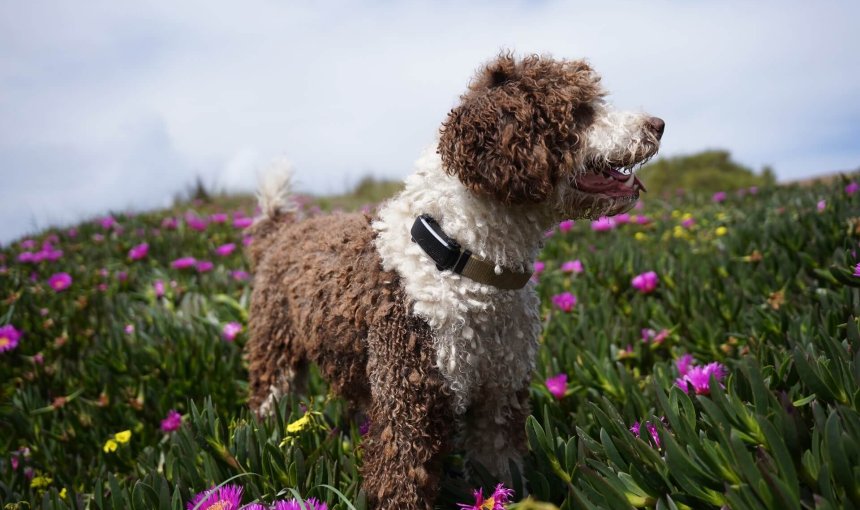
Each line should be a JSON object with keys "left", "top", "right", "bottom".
{"left": 438, "top": 56, "right": 556, "bottom": 205}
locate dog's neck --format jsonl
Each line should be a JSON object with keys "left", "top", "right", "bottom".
{"left": 376, "top": 145, "right": 555, "bottom": 274}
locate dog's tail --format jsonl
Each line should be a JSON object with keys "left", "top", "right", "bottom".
{"left": 247, "top": 157, "right": 297, "bottom": 268}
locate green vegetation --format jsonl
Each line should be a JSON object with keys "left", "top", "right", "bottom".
{"left": 637, "top": 150, "right": 776, "bottom": 197}
{"left": 1, "top": 175, "right": 859, "bottom": 509}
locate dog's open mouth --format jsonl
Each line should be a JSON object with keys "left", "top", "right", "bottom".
{"left": 573, "top": 166, "right": 646, "bottom": 200}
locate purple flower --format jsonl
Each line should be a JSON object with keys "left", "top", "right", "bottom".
{"left": 187, "top": 484, "right": 243, "bottom": 510}
{"left": 233, "top": 217, "right": 253, "bottom": 229}
{"left": 675, "top": 354, "right": 695, "bottom": 377}
{"left": 171, "top": 257, "right": 197, "bottom": 270}
{"left": 129, "top": 243, "right": 149, "bottom": 261}
{"left": 681, "top": 217, "right": 695, "bottom": 229}
{"left": 222, "top": 322, "right": 242, "bottom": 342}
{"left": 631, "top": 271, "right": 659, "bottom": 294}
{"left": 676, "top": 361, "right": 728, "bottom": 395}
{"left": 242, "top": 505, "right": 268, "bottom": 510}
{"left": 545, "top": 373, "right": 567, "bottom": 399}
{"left": 48, "top": 272, "right": 72, "bottom": 292}
{"left": 591, "top": 216, "right": 616, "bottom": 232}
{"left": 635, "top": 214, "right": 651, "bottom": 225}
{"left": 560, "top": 260, "right": 583, "bottom": 274}
{"left": 551, "top": 292, "right": 577, "bottom": 312}
{"left": 162, "top": 217, "right": 179, "bottom": 230}
{"left": 614, "top": 213, "right": 630, "bottom": 224}
{"left": 100, "top": 216, "right": 117, "bottom": 229}
{"left": 458, "top": 483, "right": 514, "bottom": 510}
{"left": 210, "top": 213, "right": 228, "bottom": 224}
{"left": 749, "top": 186, "right": 758, "bottom": 195}
{"left": 242, "top": 235, "right": 254, "bottom": 247}
{"left": 154, "top": 280, "right": 166, "bottom": 297}
{"left": 215, "top": 243, "right": 236, "bottom": 257}
{"left": 230, "top": 270, "right": 251, "bottom": 282}
{"left": 124, "top": 324, "right": 135, "bottom": 335}
{"left": 712, "top": 191, "right": 726, "bottom": 203}
{"left": 160, "top": 409, "right": 182, "bottom": 432}
{"left": 20, "top": 239, "right": 36, "bottom": 250}
{"left": 558, "top": 219, "right": 574, "bottom": 232}
{"left": 186, "top": 215, "right": 208, "bottom": 232}
{"left": 641, "top": 328, "right": 669, "bottom": 345}
{"left": 0, "top": 324, "right": 22, "bottom": 353}
{"left": 533, "top": 261, "right": 545, "bottom": 275}
{"left": 196, "top": 260, "right": 214, "bottom": 273}
{"left": 630, "top": 420, "right": 662, "bottom": 448}
{"left": 359, "top": 418, "right": 371, "bottom": 436}
{"left": 846, "top": 182, "right": 859, "bottom": 195}
{"left": 273, "top": 498, "right": 328, "bottom": 510}
{"left": 817, "top": 200, "right": 826, "bottom": 212}
{"left": 854, "top": 263, "right": 860, "bottom": 277}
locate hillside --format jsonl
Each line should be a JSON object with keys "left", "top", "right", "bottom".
{"left": 2, "top": 177, "right": 860, "bottom": 509}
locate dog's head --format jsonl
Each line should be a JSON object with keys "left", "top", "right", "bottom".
{"left": 438, "top": 53, "right": 663, "bottom": 219}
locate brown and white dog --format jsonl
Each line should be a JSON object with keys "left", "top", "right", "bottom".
{"left": 245, "top": 53, "right": 663, "bottom": 509}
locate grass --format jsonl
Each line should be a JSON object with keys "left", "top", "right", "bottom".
{"left": 1, "top": 177, "right": 859, "bottom": 509}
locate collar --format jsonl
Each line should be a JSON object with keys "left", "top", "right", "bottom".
{"left": 410, "top": 214, "right": 533, "bottom": 290}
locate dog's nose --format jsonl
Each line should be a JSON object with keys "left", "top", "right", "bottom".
{"left": 646, "top": 117, "right": 665, "bottom": 139}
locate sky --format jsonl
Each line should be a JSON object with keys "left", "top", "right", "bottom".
{"left": 1, "top": 1, "right": 859, "bottom": 243}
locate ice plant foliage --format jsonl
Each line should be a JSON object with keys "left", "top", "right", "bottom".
{"left": 458, "top": 483, "right": 514, "bottom": 510}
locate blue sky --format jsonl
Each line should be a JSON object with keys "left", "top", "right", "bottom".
{"left": 1, "top": 1, "right": 859, "bottom": 242}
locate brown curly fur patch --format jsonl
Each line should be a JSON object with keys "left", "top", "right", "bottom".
{"left": 438, "top": 53, "right": 604, "bottom": 205}
{"left": 246, "top": 212, "right": 454, "bottom": 509}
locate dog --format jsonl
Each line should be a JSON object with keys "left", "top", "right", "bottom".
{"left": 245, "top": 53, "right": 663, "bottom": 509}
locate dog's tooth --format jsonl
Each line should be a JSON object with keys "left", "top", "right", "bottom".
{"left": 624, "top": 172, "right": 636, "bottom": 187}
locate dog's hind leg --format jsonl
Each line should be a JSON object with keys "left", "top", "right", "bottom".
{"left": 360, "top": 322, "right": 455, "bottom": 510}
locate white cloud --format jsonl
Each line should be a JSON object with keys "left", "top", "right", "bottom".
{"left": 1, "top": 0, "right": 859, "bottom": 242}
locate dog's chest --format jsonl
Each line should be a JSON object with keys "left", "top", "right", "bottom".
{"left": 412, "top": 279, "right": 542, "bottom": 415}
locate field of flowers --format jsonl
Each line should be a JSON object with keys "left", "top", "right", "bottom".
{"left": 2, "top": 179, "right": 860, "bottom": 509}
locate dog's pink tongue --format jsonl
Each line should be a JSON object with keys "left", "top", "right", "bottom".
{"left": 576, "top": 170, "right": 644, "bottom": 197}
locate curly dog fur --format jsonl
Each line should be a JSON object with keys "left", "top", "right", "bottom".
{"left": 246, "top": 53, "right": 663, "bottom": 509}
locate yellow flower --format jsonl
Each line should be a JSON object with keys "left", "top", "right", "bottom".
{"left": 286, "top": 413, "right": 311, "bottom": 434}
{"left": 671, "top": 210, "right": 682, "bottom": 218}
{"left": 634, "top": 232, "right": 648, "bottom": 241}
{"left": 30, "top": 475, "right": 53, "bottom": 490}
{"left": 716, "top": 212, "right": 728, "bottom": 221}
{"left": 715, "top": 226, "right": 728, "bottom": 236}
{"left": 114, "top": 430, "right": 132, "bottom": 443}
{"left": 60, "top": 488, "right": 68, "bottom": 499}
{"left": 103, "top": 439, "right": 118, "bottom": 453}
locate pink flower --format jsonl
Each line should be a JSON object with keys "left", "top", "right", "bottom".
{"left": 185, "top": 215, "right": 208, "bottom": 231}
{"left": 233, "top": 217, "right": 253, "bottom": 229}
{"left": 545, "top": 373, "right": 567, "bottom": 399}
{"left": 712, "top": 191, "right": 726, "bottom": 203}
{"left": 160, "top": 409, "right": 182, "bottom": 432}
{"left": 171, "top": 257, "right": 197, "bottom": 270}
{"left": 631, "top": 271, "right": 659, "bottom": 293}
{"left": 161, "top": 217, "right": 179, "bottom": 230}
{"left": 675, "top": 354, "right": 695, "bottom": 377}
{"left": 47, "top": 272, "right": 72, "bottom": 292}
{"left": 591, "top": 216, "right": 616, "bottom": 232}
{"left": 817, "top": 200, "right": 826, "bottom": 212}
{"left": 634, "top": 214, "right": 651, "bottom": 225}
{"left": 748, "top": 186, "right": 758, "bottom": 195}
{"left": 630, "top": 419, "right": 663, "bottom": 448}
{"left": 558, "top": 219, "right": 574, "bottom": 232}
{"left": 222, "top": 322, "right": 242, "bottom": 342}
{"left": 154, "top": 280, "right": 166, "bottom": 297}
{"left": 210, "top": 213, "right": 228, "bottom": 224}
{"left": 533, "top": 261, "right": 545, "bottom": 276}
{"left": 20, "top": 239, "right": 36, "bottom": 250}
{"left": 676, "top": 361, "right": 727, "bottom": 395}
{"left": 100, "top": 216, "right": 117, "bottom": 229}
{"left": 854, "top": 263, "right": 860, "bottom": 277}
{"left": 641, "top": 328, "right": 669, "bottom": 345}
{"left": 186, "top": 484, "right": 243, "bottom": 510}
{"left": 614, "top": 213, "right": 630, "bottom": 224}
{"left": 124, "top": 324, "right": 135, "bottom": 334}
{"left": 274, "top": 499, "right": 328, "bottom": 510}
{"left": 551, "top": 292, "right": 577, "bottom": 312}
{"left": 129, "top": 243, "right": 149, "bottom": 261}
{"left": 846, "top": 182, "right": 859, "bottom": 195}
{"left": 458, "top": 483, "right": 514, "bottom": 510}
{"left": 242, "top": 235, "right": 254, "bottom": 247}
{"left": 560, "top": 260, "right": 583, "bottom": 274}
{"left": 214, "top": 243, "right": 236, "bottom": 257}
{"left": 0, "top": 324, "right": 22, "bottom": 353}
{"left": 196, "top": 260, "right": 214, "bottom": 273}
{"left": 230, "top": 270, "right": 251, "bottom": 282}
{"left": 681, "top": 217, "right": 695, "bottom": 229}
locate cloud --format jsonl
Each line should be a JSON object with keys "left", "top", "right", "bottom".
{"left": 1, "top": 0, "right": 859, "bottom": 242}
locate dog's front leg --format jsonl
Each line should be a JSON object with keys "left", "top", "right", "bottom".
{"left": 360, "top": 325, "right": 454, "bottom": 510}
{"left": 464, "top": 384, "right": 531, "bottom": 486}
